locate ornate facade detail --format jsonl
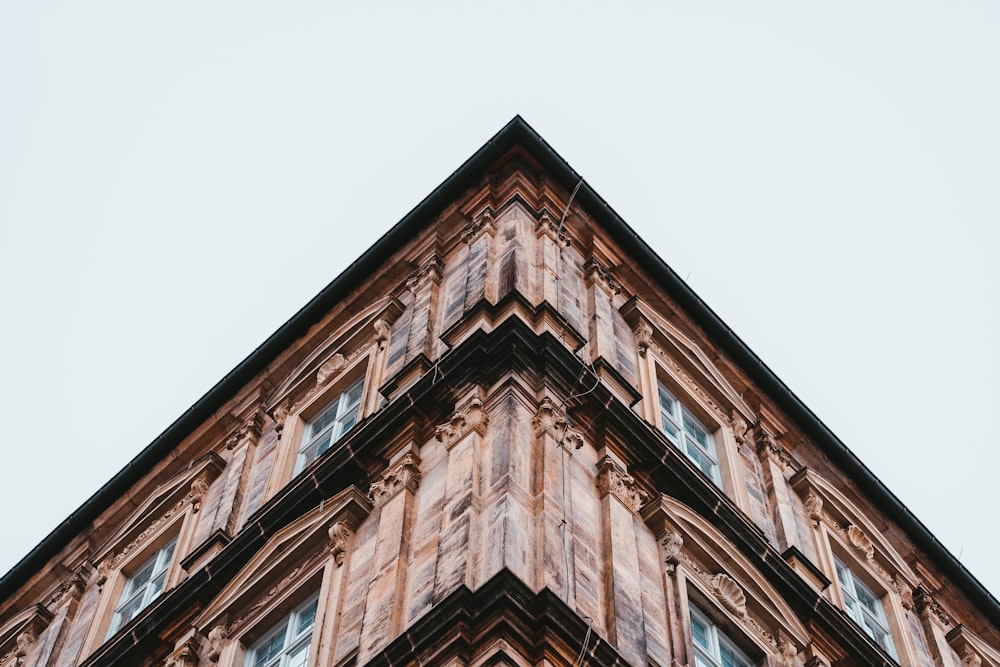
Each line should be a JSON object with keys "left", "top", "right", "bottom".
{"left": 656, "top": 354, "right": 729, "bottom": 423}
{"left": 405, "top": 255, "right": 445, "bottom": 292}
{"left": 804, "top": 658, "right": 831, "bottom": 667}
{"left": 634, "top": 320, "right": 653, "bottom": 357}
{"left": 190, "top": 472, "right": 212, "bottom": 513}
{"left": 270, "top": 403, "right": 290, "bottom": 437}
{"left": 583, "top": 258, "right": 622, "bottom": 295}
{"left": 205, "top": 625, "right": 228, "bottom": 663}
{"left": 661, "top": 531, "right": 684, "bottom": 571}
{"left": 846, "top": 524, "right": 874, "bottom": 560}
{"left": 435, "top": 394, "right": 489, "bottom": 449}
{"left": 532, "top": 397, "right": 585, "bottom": 449}
{"left": 368, "top": 452, "right": 421, "bottom": 507}
{"left": 329, "top": 521, "right": 353, "bottom": 567}
{"left": 226, "top": 407, "right": 265, "bottom": 450}
{"left": 711, "top": 573, "right": 748, "bottom": 618}
{"left": 316, "top": 353, "right": 347, "bottom": 386}
{"left": 775, "top": 639, "right": 798, "bottom": 666}
{"left": 104, "top": 484, "right": 203, "bottom": 572}
{"left": 803, "top": 492, "right": 823, "bottom": 525}
{"left": 729, "top": 409, "right": 749, "bottom": 445}
{"left": 535, "top": 210, "right": 569, "bottom": 246}
{"left": 595, "top": 456, "right": 649, "bottom": 512}
{"left": 13, "top": 629, "right": 35, "bottom": 666}
{"left": 912, "top": 587, "right": 952, "bottom": 627}
{"left": 164, "top": 639, "right": 199, "bottom": 667}
{"left": 463, "top": 208, "right": 496, "bottom": 244}
{"left": 754, "top": 427, "right": 792, "bottom": 469}
{"left": 49, "top": 569, "right": 87, "bottom": 607}
{"left": 961, "top": 650, "right": 983, "bottom": 667}
{"left": 373, "top": 318, "right": 391, "bottom": 350}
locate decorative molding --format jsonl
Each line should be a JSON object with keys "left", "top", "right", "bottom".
{"left": 12, "top": 629, "right": 35, "bottom": 667}
{"left": 164, "top": 638, "right": 199, "bottom": 667}
{"left": 368, "top": 452, "right": 421, "bottom": 507}
{"left": 463, "top": 208, "right": 496, "bottom": 245}
{"left": 329, "top": 521, "right": 353, "bottom": 567}
{"left": 803, "top": 492, "right": 823, "bottom": 525}
{"left": 961, "top": 651, "right": 983, "bottom": 667}
{"left": 633, "top": 321, "right": 653, "bottom": 357}
{"left": 226, "top": 407, "right": 264, "bottom": 450}
{"left": 656, "top": 352, "right": 729, "bottom": 423}
{"left": 753, "top": 427, "right": 792, "bottom": 470}
{"left": 711, "top": 573, "right": 748, "bottom": 618}
{"left": 316, "top": 354, "right": 347, "bottom": 386}
{"left": 661, "top": 531, "right": 684, "bottom": 572}
{"left": 583, "top": 258, "right": 622, "bottom": 295}
{"left": 532, "top": 397, "right": 585, "bottom": 450}
{"left": 48, "top": 568, "right": 88, "bottom": 608}
{"left": 435, "top": 394, "right": 489, "bottom": 449}
{"left": 846, "top": 524, "right": 875, "bottom": 561}
{"left": 913, "top": 587, "right": 953, "bottom": 627}
{"left": 595, "top": 456, "right": 648, "bottom": 512}
{"left": 776, "top": 638, "right": 799, "bottom": 667}
{"left": 535, "top": 210, "right": 569, "bottom": 246}
{"left": 729, "top": 409, "right": 749, "bottom": 445}
{"left": 205, "top": 625, "right": 228, "bottom": 663}
{"left": 374, "top": 318, "right": 391, "bottom": 350}
{"left": 405, "top": 255, "right": 445, "bottom": 292}
{"left": 190, "top": 472, "right": 212, "bottom": 513}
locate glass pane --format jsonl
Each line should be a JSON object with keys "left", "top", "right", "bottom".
{"left": 286, "top": 644, "right": 310, "bottom": 667}
{"left": 662, "top": 418, "right": 679, "bottom": 443}
{"left": 147, "top": 572, "right": 165, "bottom": 599}
{"left": 690, "top": 615, "right": 709, "bottom": 649}
{"left": 130, "top": 562, "right": 154, "bottom": 588}
{"left": 297, "top": 600, "right": 318, "bottom": 635}
{"left": 254, "top": 626, "right": 287, "bottom": 667}
{"left": 313, "top": 432, "right": 333, "bottom": 459}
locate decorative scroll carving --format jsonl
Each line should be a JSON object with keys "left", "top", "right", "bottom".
{"left": 329, "top": 521, "right": 353, "bottom": 567}
{"left": 205, "top": 625, "right": 228, "bottom": 663}
{"left": 373, "top": 318, "right": 391, "bottom": 350}
{"left": 776, "top": 639, "right": 798, "bottom": 667}
{"left": 316, "top": 354, "right": 347, "bottom": 386}
{"left": 634, "top": 321, "right": 653, "bottom": 357}
{"left": 583, "top": 258, "right": 622, "bottom": 295}
{"left": 532, "top": 397, "right": 585, "bottom": 450}
{"left": 270, "top": 403, "right": 290, "bottom": 437}
{"left": 535, "top": 210, "right": 569, "bottom": 246}
{"left": 730, "top": 409, "right": 749, "bottom": 445}
{"left": 661, "top": 531, "right": 684, "bottom": 571}
{"left": 712, "top": 573, "right": 748, "bottom": 618}
{"left": 803, "top": 492, "right": 823, "bottom": 525}
{"left": 13, "top": 629, "right": 35, "bottom": 665}
{"left": 368, "top": 452, "right": 421, "bottom": 507}
{"left": 912, "top": 587, "right": 952, "bottom": 627}
{"left": 435, "top": 394, "right": 489, "bottom": 449}
{"left": 164, "top": 638, "right": 199, "bottom": 667}
{"left": 190, "top": 473, "right": 212, "bottom": 513}
{"left": 49, "top": 569, "right": 87, "bottom": 607}
{"left": 846, "top": 524, "right": 875, "bottom": 560}
{"left": 226, "top": 407, "right": 264, "bottom": 450}
{"left": 405, "top": 255, "right": 444, "bottom": 292}
{"left": 804, "top": 658, "right": 831, "bottom": 667}
{"left": 754, "top": 427, "right": 792, "bottom": 469}
{"left": 464, "top": 208, "right": 496, "bottom": 244}
{"left": 596, "top": 456, "right": 649, "bottom": 512}
{"left": 656, "top": 354, "right": 728, "bottom": 423}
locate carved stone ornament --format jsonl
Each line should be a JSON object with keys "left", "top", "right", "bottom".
{"left": 316, "top": 354, "right": 347, "bottom": 386}
{"left": 912, "top": 587, "right": 952, "bottom": 627}
{"left": 661, "top": 531, "right": 684, "bottom": 570}
{"left": 227, "top": 408, "right": 264, "bottom": 450}
{"left": 776, "top": 638, "right": 798, "bottom": 666}
{"left": 368, "top": 452, "right": 421, "bottom": 507}
{"left": 729, "top": 409, "right": 749, "bottom": 445}
{"left": 535, "top": 210, "right": 569, "bottom": 246}
{"left": 846, "top": 524, "right": 875, "bottom": 560}
{"left": 804, "top": 658, "right": 831, "bottom": 667}
{"left": 596, "top": 456, "right": 649, "bottom": 512}
{"left": 164, "top": 639, "right": 199, "bottom": 667}
{"left": 435, "top": 394, "right": 489, "bottom": 449}
{"left": 532, "top": 397, "right": 585, "bottom": 450}
{"left": 961, "top": 650, "right": 983, "bottom": 667}
{"left": 270, "top": 403, "right": 290, "bottom": 436}
{"left": 190, "top": 473, "right": 212, "bottom": 513}
{"left": 634, "top": 321, "right": 653, "bottom": 357}
{"left": 405, "top": 255, "right": 445, "bottom": 292}
{"left": 374, "top": 318, "right": 391, "bottom": 350}
{"left": 754, "top": 427, "right": 792, "bottom": 469}
{"left": 51, "top": 570, "right": 87, "bottom": 607}
{"left": 583, "top": 258, "right": 622, "bottom": 295}
{"left": 329, "top": 520, "right": 353, "bottom": 567}
{"left": 803, "top": 491, "right": 824, "bottom": 525}
{"left": 205, "top": 625, "right": 228, "bottom": 663}
{"left": 464, "top": 208, "right": 496, "bottom": 244}
{"left": 14, "top": 629, "right": 35, "bottom": 660}
{"left": 711, "top": 573, "right": 748, "bottom": 618}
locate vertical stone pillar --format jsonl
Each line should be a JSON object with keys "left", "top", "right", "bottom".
{"left": 535, "top": 211, "right": 566, "bottom": 307}
{"left": 595, "top": 450, "right": 649, "bottom": 666}
{"left": 356, "top": 447, "right": 422, "bottom": 663}
{"left": 753, "top": 427, "right": 800, "bottom": 552}
{"left": 913, "top": 587, "right": 962, "bottom": 667}
{"left": 584, "top": 259, "right": 622, "bottom": 368}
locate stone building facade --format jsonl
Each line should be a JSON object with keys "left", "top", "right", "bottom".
{"left": 1, "top": 117, "right": 997, "bottom": 667}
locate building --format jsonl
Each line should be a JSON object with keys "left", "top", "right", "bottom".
{"left": 0, "top": 116, "right": 997, "bottom": 667}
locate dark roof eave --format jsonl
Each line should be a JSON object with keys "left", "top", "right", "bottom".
{"left": 2, "top": 116, "right": 996, "bottom": 629}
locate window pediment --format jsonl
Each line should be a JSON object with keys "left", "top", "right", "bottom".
{"left": 266, "top": 298, "right": 403, "bottom": 412}
{"left": 643, "top": 494, "right": 809, "bottom": 657}
{"left": 193, "top": 485, "right": 371, "bottom": 634}
{"left": 92, "top": 453, "right": 225, "bottom": 569}
{"left": 790, "top": 468, "right": 918, "bottom": 591}
{"left": 947, "top": 624, "right": 1000, "bottom": 667}
{"left": 0, "top": 604, "right": 52, "bottom": 667}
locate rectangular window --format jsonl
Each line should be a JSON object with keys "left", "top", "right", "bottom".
{"left": 246, "top": 595, "right": 319, "bottom": 667}
{"left": 108, "top": 538, "right": 177, "bottom": 636}
{"left": 690, "top": 604, "right": 754, "bottom": 667}
{"left": 834, "top": 557, "right": 897, "bottom": 658}
{"left": 659, "top": 383, "right": 721, "bottom": 486}
{"left": 295, "top": 377, "right": 363, "bottom": 474}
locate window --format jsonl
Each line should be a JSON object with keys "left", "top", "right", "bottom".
{"left": 834, "top": 557, "right": 897, "bottom": 658}
{"left": 690, "top": 604, "right": 753, "bottom": 667}
{"left": 245, "top": 595, "right": 319, "bottom": 667}
{"left": 295, "top": 377, "right": 363, "bottom": 474}
{"left": 659, "top": 383, "right": 720, "bottom": 485}
{"left": 108, "top": 538, "right": 176, "bottom": 636}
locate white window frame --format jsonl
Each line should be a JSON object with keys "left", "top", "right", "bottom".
{"left": 294, "top": 377, "right": 364, "bottom": 474}
{"left": 108, "top": 537, "right": 177, "bottom": 636}
{"left": 658, "top": 382, "right": 721, "bottom": 486}
{"left": 244, "top": 595, "right": 320, "bottom": 667}
{"left": 834, "top": 556, "right": 897, "bottom": 658}
{"left": 689, "top": 604, "right": 754, "bottom": 667}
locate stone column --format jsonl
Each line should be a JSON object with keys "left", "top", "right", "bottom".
{"left": 753, "top": 427, "right": 800, "bottom": 552}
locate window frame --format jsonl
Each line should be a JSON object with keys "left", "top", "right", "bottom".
{"left": 107, "top": 537, "right": 178, "bottom": 637}
{"left": 689, "top": 603, "right": 756, "bottom": 667}
{"left": 294, "top": 376, "right": 364, "bottom": 475}
{"left": 244, "top": 594, "right": 320, "bottom": 667}
{"left": 658, "top": 382, "right": 722, "bottom": 485}
{"left": 833, "top": 555, "right": 898, "bottom": 659}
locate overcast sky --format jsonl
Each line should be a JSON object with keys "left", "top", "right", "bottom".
{"left": 1, "top": 2, "right": 998, "bottom": 604}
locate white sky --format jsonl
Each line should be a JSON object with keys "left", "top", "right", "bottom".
{"left": 1, "top": 2, "right": 998, "bottom": 605}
